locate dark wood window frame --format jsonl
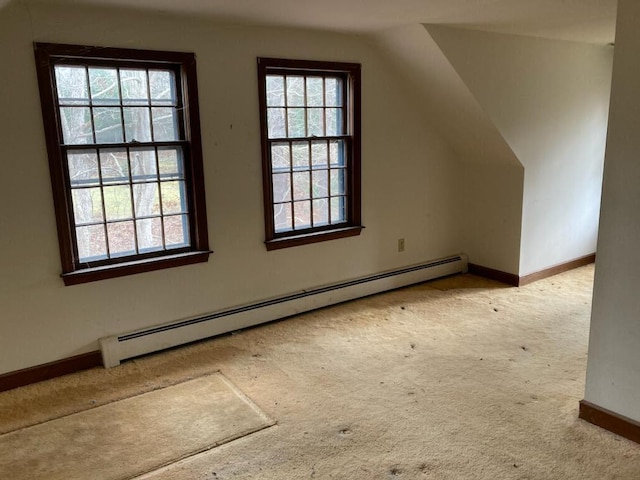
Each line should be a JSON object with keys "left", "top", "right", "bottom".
{"left": 257, "top": 58, "right": 363, "bottom": 251}
{"left": 34, "top": 43, "right": 211, "bottom": 285}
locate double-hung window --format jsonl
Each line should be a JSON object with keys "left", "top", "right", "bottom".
{"left": 34, "top": 43, "right": 210, "bottom": 285}
{"left": 257, "top": 58, "right": 362, "bottom": 250}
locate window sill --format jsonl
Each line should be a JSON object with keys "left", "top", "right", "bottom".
{"left": 61, "top": 250, "right": 212, "bottom": 286}
{"left": 265, "top": 225, "right": 363, "bottom": 251}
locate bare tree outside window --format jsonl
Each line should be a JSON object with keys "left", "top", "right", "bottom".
{"left": 35, "top": 44, "right": 210, "bottom": 285}
{"left": 257, "top": 58, "right": 362, "bottom": 250}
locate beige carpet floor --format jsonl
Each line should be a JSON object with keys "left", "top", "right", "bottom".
{"left": 1, "top": 265, "right": 639, "bottom": 479}
{"left": 0, "top": 373, "right": 274, "bottom": 480}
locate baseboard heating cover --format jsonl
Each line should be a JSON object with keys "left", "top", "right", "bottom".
{"left": 100, "top": 253, "right": 468, "bottom": 368}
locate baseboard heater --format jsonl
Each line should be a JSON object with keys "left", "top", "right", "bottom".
{"left": 100, "top": 253, "right": 468, "bottom": 368}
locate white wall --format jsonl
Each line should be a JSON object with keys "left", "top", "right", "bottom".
{"left": 428, "top": 26, "right": 613, "bottom": 276}
{"left": 374, "top": 25, "right": 524, "bottom": 275}
{"left": 0, "top": 2, "right": 462, "bottom": 373}
{"left": 459, "top": 163, "right": 523, "bottom": 274}
{"left": 584, "top": 0, "right": 640, "bottom": 422}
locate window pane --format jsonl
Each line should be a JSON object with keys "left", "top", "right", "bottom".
{"left": 60, "top": 107, "right": 92, "bottom": 144}
{"left": 37, "top": 46, "right": 211, "bottom": 279}
{"left": 68, "top": 150, "right": 99, "bottom": 187}
{"left": 312, "top": 198, "right": 329, "bottom": 226}
{"left": 120, "top": 69, "right": 149, "bottom": 105}
{"left": 292, "top": 171, "right": 310, "bottom": 201}
{"left": 149, "top": 70, "right": 175, "bottom": 105}
{"left": 161, "top": 181, "right": 187, "bottom": 214}
{"left": 286, "top": 76, "right": 304, "bottom": 107}
{"left": 311, "top": 169, "right": 328, "bottom": 198}
{"left": 165, "top": 214, "right": 190, "bottom": 248}
{"left": 151, "top": 107, "right": 178, "bottom": 141}
{"left": 307, "top": 108, "right": 324, "bottom": 137}
{"left": 292, "top": 142, "right": 309, "bottom": 170}
{"left": 89, "top": 68, "right": 120, "bottom": 105}
{"left": 100, "top": 149, "right": 129, "bottom": 184}
{"left": 325, "top": 78, "right": 342, "bottom": 106}
{"left": 272, "top": 173, "right": 291, "bottom": 202}
{"left": 124, "top": 107, "right": 152, "bottom": 142}
{"left": 287, "top": 108, "right": 306, "bottom": 137}
{"left": 267, "top": 108, "right": 286, "bottom": 138}
{"left": 331, "top": 196, "right": 346, "bottom": 223}
{"left": 293, "top": 200, "right": 311, "bottom": 229}
{"left": 93, "top": 107, "right": 124, "bottom": 143}
{"left": 130, "top": 148, "right": 157, "bottom": 182}
{"left": 158, "top": 147, "right": 183, "bottom": 178}
{"left": 271, "top": 143, "right": 290, "bottom": 172}
{"left": 266, "top": 75, "right": 285, "bottom": 107}
{"left": 103, "top": 185, "right": 132, "bottom": 221}
{"left": 330, "top": 169, "right": 345, "bottom": 195}
{"left": 274, "top": 203, "right": 292, "bottom": 233}
{"left": 306, "top": 77, "right": 323, "bottom": 107}
{"left": 329, "top": 140, "right": 345, "bottom": 167}
{"left": 76, "top": 224, "right": 107, "bottom": 262}
{"left": 55, "top": 66, "right": 89, "bottom": 105}
{"left": 136, "top": 217, "right": 163, "bottom": 252}
{"left": 107, "top": 221, "right": 136, "bottom": 257}
{"left": 133, "top": 182, "right": 160, "bottom": 217}
{"left": 311, "top": 141, "right": 328, "bottom": 169}
{"left": 72, "top": 188, "right": 103, "bottom": 224}
{"left": 326, "top": 108, "right": 343, "bottom": 136}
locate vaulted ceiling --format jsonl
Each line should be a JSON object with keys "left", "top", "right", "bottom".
{"left": 22, "top": 0, "right": 617, "bottom": 44}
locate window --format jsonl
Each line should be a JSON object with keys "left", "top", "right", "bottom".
{"left": 34, "top": 43, "right": 210, "bottom": 285}
{"left": 257, "top": 58, "right": 362, "bottom": 250}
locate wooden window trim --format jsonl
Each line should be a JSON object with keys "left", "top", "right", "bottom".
{"left": 265, "top": 225, "right": 363, "bottom": 251}
{"left": 34, "top": 43, "right": 211, "bottom": 285}
{"left": 257, "top": 57, "right": 362, "bottom": 250}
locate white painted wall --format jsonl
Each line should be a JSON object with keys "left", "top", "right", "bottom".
{"left": 0, "top": 2, "right": 462, "bottom": 373}
{"left": 459, "top": 162, "right": 523, "bottom": 274}
{"left": 584, "top": 0, "right": 640, "bottom": 422}
{"left": 374, "top": 25, "right": 523, "bottom": 275}
{"left": 428, "top": 26, "right": 613, "bottom": 276}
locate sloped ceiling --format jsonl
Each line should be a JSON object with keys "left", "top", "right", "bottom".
{"left": 17, "top": 0, "right": 616, "bottom": 44}
{"left": 375, "top": 24, "right": 521, "bottom": 167}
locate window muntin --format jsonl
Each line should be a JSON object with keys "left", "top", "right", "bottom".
{"left": 57, "top": 63, "right": 190, "bottom": 262}
{"left": 35, "top": 44, "right": 210, "bottom": 284}
{"left": 258, "top": 58, "right": 362, "bottom": 250}
{"left": 67, "top": 145, "right": 189, "bottom": 262}
{"left": 270, "top": 139, "right": 347, "bottom": 232}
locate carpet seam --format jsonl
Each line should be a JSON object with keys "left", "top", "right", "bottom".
{"left": 130, "top": 423, "right": 277, "bottom": 479}
{"left": 216, "top": 370, "right": 277, "bottom": 425}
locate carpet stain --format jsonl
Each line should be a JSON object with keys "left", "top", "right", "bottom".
{"left": 389, "top": 466, "right": 403, "bottom": 476}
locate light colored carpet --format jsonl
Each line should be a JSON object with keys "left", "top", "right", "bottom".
{"left": 1, "top": 265, "right": 639, "bottom": 479}
{"left": 0, "top": 373, "right": 274, "bottom": 480}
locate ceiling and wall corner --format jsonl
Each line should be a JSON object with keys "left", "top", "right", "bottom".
{"left": 426, "top": 25, "right": 614, "bottom": 276}
{"left": 19, "top": 0, "right": 617, "bottom": 43}
{"left": 373, "top": 24, "right": 524, "bottom": 275}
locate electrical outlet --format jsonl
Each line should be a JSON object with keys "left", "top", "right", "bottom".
{"left": 398, "top": 238, "right": 405, "bottom": 252}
